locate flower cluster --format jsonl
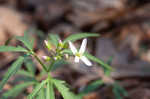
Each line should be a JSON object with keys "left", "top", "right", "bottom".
{"left": 43, "top": 38, "right": 92, "bottom": 66}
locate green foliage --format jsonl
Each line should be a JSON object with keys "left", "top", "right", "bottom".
{"left": 14, "top": 76, "right": 37, "bottom": 83}
{"left": 48, "top": 34, "right": 60, "bottom": 46}
{"left": 85, "top": 53, "right": 112, "bottom": 70}
{"left": 16, "top": 33, "right": 34, "bottom": 51}
{"left": 79, "top": 79, "right": 104, "bottom": 97}
{"left": 1, "top": 82, "right": 34, "bottom": 99}
{"left": 27, "top": 80, "right": 47, "bottom": 99}
{"left": 63, "top": 33, "right": 99, "bottom": 43}
{"left": 52, "top": 79, "right": 76, "bottom": 99}
{"left": 17, "top": 70, "right": 34, "bottom": 77}
{"left": 0, "top": 46, "right": 28, "bottom": 52}
{"left": 104, "top": 56, "right": 113, "bottom": 76}
{"left": 0, "top": 56, "right": 24, "bottom": 91}
{"left": 0, "top": 32, "right": 122, "bottom": 99}
{"left": 37, "top": 87, "right": 45, "bottom": 99}
{"left": 62, "top": 49, "right": 112, "bottom": 71}
{"left": 62, "top": 49, "right": 73, "bottom": 55}
{"left": 46, "top": 80, "right": 55, "bottom": 99}
{"left": 113, "top": 82, "right": 128, "bottom": 99}
{"left": 24, "top": 57, "right": 36, "bottom": 76}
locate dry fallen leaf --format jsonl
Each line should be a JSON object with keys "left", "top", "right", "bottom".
{"left": 0, "top": 6, "right": 27, "bottom": 45}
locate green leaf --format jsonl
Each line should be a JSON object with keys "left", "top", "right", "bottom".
{"left": 62, "top": 49, "right": 73, "bottom": 55}
{"left": 0, "top": 56, "right": 24, "bottom": 91}
{"left": 16, "top": 32, "right": 34, "bottom": 51}
{"left": 46, "top": 81, "right": 55, "bottom": 99}
{"left": 62, "top": 49, "right": 112, "bottom": 71}
{"left": 37, "top": 87, "right": 45, "bottom": 99}
{"left": 48, "top": 34, "right": 60, "bottom": 46}
{"left": 27, "top": 80, "right": 47, "bottom": 99}
{"left": 17, "top": 70, "right": 33, "bottom": 77}
{"left": 113, "top": 82, "right": 128, "bottom": 99}
{"left": 79, "top": 79, "right": 104, "bottom": 97}
{"left": 24, "top": 57, "right": 36, "bottom": 76}
{"left": 2, "top": 82, "right": 34, "bottom": 99}
{"left": 107, "top": 56, "right": 113, "bottom": 65}
{"left": 52, "top": 79, "right": 76, "bottom": 99}
{"left": 14, "top": 76, "right": 37, "bottom": 83}
{"left": 116, "top": 85, "right": 128, "bottom": 97}
{"left": 104, "top": 56, "right": 114, "bottom": 76}
{"left": 63, "top": 33, "right": 99, "bottom": 43}
{"left": 84, "top": 53, "right": 112, "bottom": 70}
{"left": 113, "top": 87, "right": 122, "bottom": 99}
{"left": 0, "top": 46, "right": 28, "bottom": 52}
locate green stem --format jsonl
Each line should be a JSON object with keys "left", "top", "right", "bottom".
{"left": 32, "top": 53, "right": 48, "bottom": 72}
{"left": 48, "top": 60, "right": 55, "bottom": 72}
{"left": 48, "top": 73, "right": 52, "bottom": 80}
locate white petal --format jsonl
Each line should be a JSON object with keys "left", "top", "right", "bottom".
{"left": 69, "top": 41, "right": 77, "bottom": 54}
{"left": 81, "top": 56, "right": 92, "bottom": 66}
{"left": 79, "top": 38, "right": 87, "bottom": 54}
{"left": 75, "top": 56, "right": 80, "bottom": 63}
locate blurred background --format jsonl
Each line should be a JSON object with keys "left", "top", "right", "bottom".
{"left": 1, "top": 0, "right": 150, "bottom": 99}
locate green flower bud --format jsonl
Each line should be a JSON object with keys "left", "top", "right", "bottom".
{"left": 58, "top": 40, "right": 64, "bottom": 49}
{"left": 44, "top": 40, "right": 51, "bottom": 50}
{"left": 42, "top": 56, "right": 51, "bottom": 61}
{"left": 54, "top": 56, "right": 61, "bottom": 60}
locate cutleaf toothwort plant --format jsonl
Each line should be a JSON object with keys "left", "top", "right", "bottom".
{"left": 0, "top": 32, "right": 126, "bottom": 99}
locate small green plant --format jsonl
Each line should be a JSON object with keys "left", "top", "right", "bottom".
{"left": 77, "top": 57, "right": 128, "bottom": 99}
{"left": 0, "top": 32, "right": 127, "bottom": 99}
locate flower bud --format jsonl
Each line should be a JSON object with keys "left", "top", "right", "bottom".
{"left": 58, "top": 39, "right": 64, "bottom": 49}
{"left": 44, "top": 40, "right": 51, "bottom": 50}
{"left": 65, "top": 54, "right": 69, "bottom": 59}
{"left": 54, "top": 56, "right": 61, "bottom": 60}
{"left": 42, "top": 56, "right": 51, "bottom": 61}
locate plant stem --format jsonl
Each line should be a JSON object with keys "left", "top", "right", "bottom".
{"left": 32, "top": 53, "right": 48, "bottom": 72}
{"left": 48, "top": 73, "right": 52, "bottom": 80}
{"left": 48, "top": 60, "right": 55, "bottom": 71}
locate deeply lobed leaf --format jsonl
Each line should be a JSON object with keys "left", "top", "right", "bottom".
{"left": 16, "top": 33, "right": 34, "bottom": 51}
{"left": 46, "top": 80, "right": 55, "bottom": 99}
{"left": 113, "top": 82, "right": 128, "bottom": 99}
{"left": 52, "top": 79, "right": 77, "bottom": 99}
{"left": 2, "top": 82, "right": 34, "bottom": 99}
{"left": 37, "top": 87, "right": 45, "bottom": 99}
{"left": 79, "top": 79, "right": 104, "bottom": 97}
{"left": 48, "top": 34, "right": 60, "bottom": 46}
{"left": 63, "top": 33, "right": 99, "bottom": 43}
{"left": 0, "top": 46, "right": 28, "bottom": 52}
{"left": 0, "top": 56, "right": 24, "bottom": 91}
{"left": 27, "top": 80, "right": 47, "bottom": 99}
{"left": 24, "top": 57, "right": 36, "bottom": 76}
{"left": 84, "top": 53, "right": 112, "bottom": 70}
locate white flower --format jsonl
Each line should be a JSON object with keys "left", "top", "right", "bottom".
{"left": 68, "top": 38, "right": 92, "bottom": 66}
